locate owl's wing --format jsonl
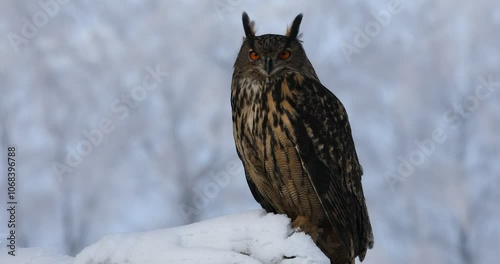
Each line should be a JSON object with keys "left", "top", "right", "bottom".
{"left": 243, "top": 167, "right": 278, "bottom": 214}
{"left": 288, "top": 74, "right": 374, "bottom": 260}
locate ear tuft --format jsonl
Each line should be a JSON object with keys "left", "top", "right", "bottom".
{"left": 242, "top": 12, "right": 256, "bottom": 39}
{"left": 286, "top": 14, "right": 303, "bottom": 41}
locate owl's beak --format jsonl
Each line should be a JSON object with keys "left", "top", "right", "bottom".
{"left": 264, "top": 56, "right": 273, "bottom": 75}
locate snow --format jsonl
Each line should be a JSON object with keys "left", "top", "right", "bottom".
{"left": 0, "top": 210, "right": 329, "bottom": 264}
{"left": 0, "top": 248, "right": 73, "bottom": 264}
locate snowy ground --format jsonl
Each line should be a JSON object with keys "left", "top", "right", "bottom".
{"left": 0, "top": 210, "right": 329, "bottom": 264}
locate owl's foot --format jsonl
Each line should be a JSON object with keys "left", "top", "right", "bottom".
{"left": 292, "top": 215, "right": 319, "bottom": 242}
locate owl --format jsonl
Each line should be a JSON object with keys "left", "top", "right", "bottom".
{"left": 231, "top": 13, "right": 374, "bottom": 263}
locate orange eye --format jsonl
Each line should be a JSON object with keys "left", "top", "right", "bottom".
{"left": 249, "top": 51, "right": 260, "bottom": 61}
{"left": 279, "top": 50, "right": 291, "bottom": 60}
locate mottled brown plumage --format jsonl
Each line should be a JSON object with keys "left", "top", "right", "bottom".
{"left": 231, "top": 13, "right": 374, "bottom": 263}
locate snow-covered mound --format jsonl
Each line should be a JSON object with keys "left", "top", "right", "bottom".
{"left": 0, "top": 210, "right": 329, "bottom": 264}
{"left": 0, "top": 247, "right": 73, "bottom": 264}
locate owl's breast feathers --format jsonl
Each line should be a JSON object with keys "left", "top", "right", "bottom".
{"left": 231, "top": 72, "right": 373, "bottom": 263}
{"left": 231, "top": 73, "right": 321, "bottom": 217}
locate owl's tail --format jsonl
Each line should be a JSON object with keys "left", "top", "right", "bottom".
{"left": 316, "top": 224, "right": 355, "bottom": 264}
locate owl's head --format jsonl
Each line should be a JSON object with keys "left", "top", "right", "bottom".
{"left": 233, "top": 12, "right": 318, "bottom": 81}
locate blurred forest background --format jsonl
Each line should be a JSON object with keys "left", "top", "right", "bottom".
{"left": 0, "top": 0, "right": 499, "bottom": 263}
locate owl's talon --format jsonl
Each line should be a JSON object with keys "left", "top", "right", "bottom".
{"left": 292, "top": 226, "right": 302, "bottom": 233}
